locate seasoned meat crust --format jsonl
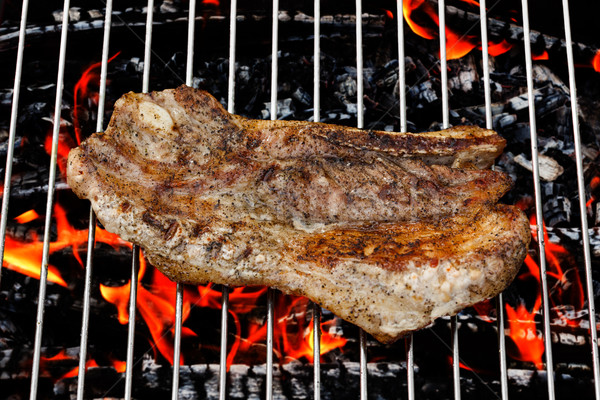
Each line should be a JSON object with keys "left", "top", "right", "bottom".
{"left": 67, "top": 85, "right": 530, "bottom": 343}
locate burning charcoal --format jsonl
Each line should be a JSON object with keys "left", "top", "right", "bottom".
{"left": 292, "top": 87, "right": 312, "bottom": 107}
{"left": 508, "top": 91, "right": 538, "bottom": 113}
{"left": 543, "top": 196, "right": 572, "bottom": 227}
{"left": 536, "top": 90, "right": 567, "bottom": 117}
{"left": 493, "top": 113, "right": 517, "bottom": 130}
{"left": 448, "top": 55, "right": 478, "bottom": 94}
{"left": 513, "top": 153, "right": 565, "bottom": 182}
{"left": 160, "top": 0, "right": 179, "bottom": 13}
{"left": 407, "top": 81, "right": 438, "bottom": 107}
{"left": 262, "top": 98, "right": 295, "bottom": 120}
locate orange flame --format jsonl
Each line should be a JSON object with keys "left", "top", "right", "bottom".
{"left": 402, "top": 0, "right": 479, "bottom": 60}
{"left": 592, "top": 49, "right": 600, "bottom": 73}
{"left": 40, "top": 348, "right": 126, "bottom": 381}
{"left": 73, "top": 52, "right": 120, "bottom": 145}
{"left": 506, "top": 212, "right": 586, "bottom": 368}
{"left": 3, "top": 203, "right": 129, "bottom": 287}
{"left": 488, "top": 39, "right": 513, "bottom": 57}
{"left": 506, "top": 299, "right": 545, "bottom": 369}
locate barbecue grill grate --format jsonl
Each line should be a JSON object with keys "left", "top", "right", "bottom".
{"left": 1, "top": 0, "right": 599, "bottom": 399}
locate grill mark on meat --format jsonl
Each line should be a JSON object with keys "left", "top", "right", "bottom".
{"left": 66, "top": 86, "right": 530, "bottom": 343}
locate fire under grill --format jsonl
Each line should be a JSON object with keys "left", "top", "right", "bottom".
{"left": 1, "top": 0, "right": 600, "bottom": 399}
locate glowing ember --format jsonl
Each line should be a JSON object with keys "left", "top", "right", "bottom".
{"left": 445, "top": 30, "right": 478, "bottom": 61}
{"left": 532, "top": 50, "right": 549, "bottom": 61}
{"left": 487, "top": 39, "right": 513, "bottom": 57}
{"left": 14, "top": 209, "right": 39, "bottom": 224}
{"left": 592, "top": 49, "right": 600, "bottom": 73}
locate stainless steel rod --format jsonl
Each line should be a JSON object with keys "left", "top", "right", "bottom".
{"left": 561, "top": 1, "right": 600, "bottom": 398}
{"left": 438, "top": 0, "right": 449, "bottom": 130}
{"left": 312, "top": 303, "right": 321, "bottom": 400}
{"left": 313, "top": 0, "right": 321, "bottom": 123}
{"left": 479, "top": 0, "right": 493, "bottom": 131}
{"left": 496, "top": 293, "right": 509, "bottom": 400}
{"left": 266, "top": 288, "right": 275, "bottom": 400}
{"left": 438, "top": 1, "right": 460, "bottom": 398}
{"left": 227, "top": 0, "right": 238, "bottom": 114}
{"left": 219, "top": 286, "right": 230, "bottom": 400}
{"left": 171, "top": 284, "right": 183, "bottom": 400}
{"left": 0, "top": 0, "right": 30, "bottom": 287}
{"left": 77, "top": 208, "right": 97, "bottom": 400}
{"left": 397, "top": 0, "right": 407, "bottom": 134}
{"left": 397, "top": 2, "right": 414, "bottom": 398}
{"left": 313, "top": 1, "right": 322, "bottom": 398}
{"left": 30, "top": 1, "right": 71, "bottom": 397}
{"left": 479, "top": 1, "right": 509, "bottom": 398}
{"left": 355, "top": 2, "right": 367, "bottom": 399}
{"left": 142, "top": 0, "right": 155, "bottom": 94}
{"left": 356, "top": 0, "right": 364, "bottom": 130}
{"left": 77, "top": 3, "right": 113, "bottom": 398}
{"left": 406, "top": 334, "right": 415, "bottom": 400}
{"left": 266, "top": 1, "right": 279, "bottom": 397}
{"left": 185, "top": 0, "right": 197, "bottom": 86}
{"left": 451, "top": 316, "right": 461, "bottom": 400}
{"left": 359, "top": 329, "right": 368, "bottom": 400}
{"left": 270, "top": 0, "right": 279, "bottom": 121}
{"left": 124, "top": 246, "right": 140, "bottom": 400}
{"left": 520, "top": 0, "right": 555, "bottom": 398}
{"left": 171, "top": 2, "right": 197, "bottom": 396}
{"left": 220, "top": 2, "right": 237, "bottom": 397}
{"left": 124, "top": 3, "right": 155, "bottom": 397}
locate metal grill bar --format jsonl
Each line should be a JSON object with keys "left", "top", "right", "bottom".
{"left": 124, "top": 1, "right": 156, "bottom": 397}
{"left": 77, "top": 209, "right": 96, "bottom": 400}
{"left": 266, "top": 288, "right": 275, "bottom": 400}
{"left": 396, "top": 2, "right": 415, "bottom": 399}
{"left": 171, "top": 2, "right": 198, "bottom": 395}
{"left": 266, "top": 0, "right": 280, "bottom": 397}
{"left": 172, "top": 285, "right": 183, "bottom": 398}
{"left": 478, "top": 2, "right": 510, "bottom": 397}
{"left": 354, "top": 2, "right": 368, "bottom": 398}
{"left": 437, "top": 0, "right": 449, "bottom": 130}
{"left": 0, "top": 0, "right": 30, "bottom": 286}
{"left": 312, "top": 303, "right": 321, "bottom": 399}
{"left": 76, "top": 2, "right": 114, "bottom": 397}
{"left": 520, "top": 0, "right": 555, "bottom": 398}
{"left": 30, "top": 0, "right": 71, "bottom": 397}
{"left": 561, "top": 1, "right": 600, "bottom": 398}
{"left": 437, "top": 1, "right": 461, "bottom": 398}
{"left": 220, "top": 2, "right": 238, "bottom": 398}
{"left": 219, "top": 286, "right": 230, "bottom": 400}
{"left": 496, "top": 293, "right": 509, "bottom": 399}
{"left": 143, "top": 0, "right": 155, "bottom": 94}
{"left": 125, "top": 246, "right": 140, "bottom": 400}
{"left": 265, "top": 0, "right": 283, "bottom": 396}
{"left": 313, "top": 1, "right": 322, "bottom": 398}
{"left": 228, "top": 0, "right": 238, "bottom": 114}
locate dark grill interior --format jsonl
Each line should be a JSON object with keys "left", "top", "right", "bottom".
{"left": 1, "top": 0, "right": 600, "bottom": 399}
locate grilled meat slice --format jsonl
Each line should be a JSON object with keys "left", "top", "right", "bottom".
{"left": 67, "top": 86, "right": 530, "bottom": 343}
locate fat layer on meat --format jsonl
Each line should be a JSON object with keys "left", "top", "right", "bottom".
{"left": 67, "top": 85, "right": 530, "bottom": 343}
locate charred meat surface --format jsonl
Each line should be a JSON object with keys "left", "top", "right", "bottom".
{"left": 67, "top": 85, "right": 530, "bottom": 343}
